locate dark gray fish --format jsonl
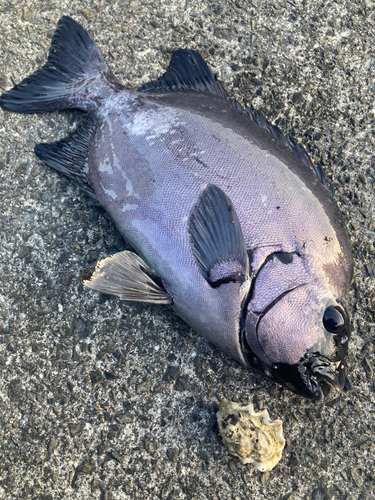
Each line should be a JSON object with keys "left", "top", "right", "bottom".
{"left": 0, "top": 17, "right": 353, "bottom": 400}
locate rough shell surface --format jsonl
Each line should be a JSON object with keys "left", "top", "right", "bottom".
{"left": 217, "top": 399, "right": 285, "bottom": 471}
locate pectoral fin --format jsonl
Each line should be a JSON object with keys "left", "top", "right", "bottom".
{"left": 82, "top": 251, "right": 172, "bottom": 304}
{"left": 188, "top": 184, "right": 249, "bottom": 287}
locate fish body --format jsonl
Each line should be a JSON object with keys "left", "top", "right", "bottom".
{"left": 0, "top": 17, "right": 353, "bottom": 399}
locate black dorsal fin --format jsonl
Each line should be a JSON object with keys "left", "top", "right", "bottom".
{"left": 34, "top": 114, "right": 97, "bottom": 199}
{"left": 139, "top": 49, "right": 228, "bottom": 98}
{"left": 244, "top": 107, "right": 333, "bottom": 196}
{"left": 140, "top": 49, "right": 332, "bottom": 196}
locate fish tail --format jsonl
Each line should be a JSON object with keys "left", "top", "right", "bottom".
{"left": 0, "top": 16, "right": 118, "bottom": 113}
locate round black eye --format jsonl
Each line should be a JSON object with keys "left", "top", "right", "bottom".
{"left": 323, "top": 306, "right": 346, "bottom": 333}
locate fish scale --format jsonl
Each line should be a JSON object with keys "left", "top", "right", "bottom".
{"left": 0, "top": 16, "right": 353, "bottom": 400}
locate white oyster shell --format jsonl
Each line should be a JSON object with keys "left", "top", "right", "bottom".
{"left": 217, "top": 399, "right": 285, "bottom": 471}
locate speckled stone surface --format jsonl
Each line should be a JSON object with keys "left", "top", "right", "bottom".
{"left": 0, "top": 1, "right": 374, "bottom": 499}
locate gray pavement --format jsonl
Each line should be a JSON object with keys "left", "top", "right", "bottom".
{"left": 0, "top": 0, "right": 374, "bottom": 499}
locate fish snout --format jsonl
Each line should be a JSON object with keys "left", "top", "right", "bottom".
{"left": 306, "top": 353, "right": 346, "bottom": 391}
{"left": 268, "top": 353, "right": 347, "bottom": 400}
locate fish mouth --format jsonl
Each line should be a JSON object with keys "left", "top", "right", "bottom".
{"left": 240, "top": 327, "right": 344, "bottom": 400}
{"left": 306, "top": 354, "right": 346, "bottom": 391}
{"left": 270, "top": 354, "right": 346, "bottom": 400}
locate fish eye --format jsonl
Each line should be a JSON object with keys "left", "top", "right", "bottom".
{"left": 323, "top": 306, "right": 346, "bottom": 333}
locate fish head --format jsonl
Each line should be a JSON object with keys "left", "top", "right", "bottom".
{"left": 242, "top": 275, "right": 351, "bottom": 400}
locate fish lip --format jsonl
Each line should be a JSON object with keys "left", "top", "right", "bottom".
{"left": 296, "top": 362, "right": 325, "bottom": 400}
{"left": 304, "top": 376, "right": 324, "bottom": 401}
{"left": 267, "top": 354, "right": 346, "bottom": 400}
{"left": 274, "top": 367, "right": 325, "bottom": 400}
{"left": 308, "top": 355, "right": 346, "bottom": 391}
{"left": 294, "top": 354, "right": 346, "bottom": 399}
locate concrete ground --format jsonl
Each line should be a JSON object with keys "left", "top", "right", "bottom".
{"left": 0, "top": 0, "right": 374, "bottom": 499}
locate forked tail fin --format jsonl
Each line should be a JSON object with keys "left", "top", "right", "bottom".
{"left": 0, "top": 16, "right": 118, "bottom": 113}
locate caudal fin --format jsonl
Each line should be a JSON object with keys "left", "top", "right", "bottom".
{"left": 0, "top": 16, "right": 117, "bottom": 113}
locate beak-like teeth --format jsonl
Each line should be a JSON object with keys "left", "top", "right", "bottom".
{"left": 316, "top": 362, "right": 346, "bottom": 391}
{"left": 302, "top": 374, "right": 324, "bottom": 401}
{"left": 268, "top": 358, "right": 346, "bottom": 400}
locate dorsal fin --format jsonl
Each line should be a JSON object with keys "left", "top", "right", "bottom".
{"left": 244, "top": 107, "right": 333, "bottom": 196}
{"left": 140, "top": 49, "right": 333, "bottom": 196}
{"left": 138, "top": 49, "right": 228, "bottom": 98}
{"left": 139, "top": 49, "right": 333, "bottom": 196}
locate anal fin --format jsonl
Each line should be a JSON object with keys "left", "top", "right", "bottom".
{"left": 34, "top": 114, "right": 97, "bottom": 199}
{"left": 83, "top": 251, "right": 172, "bottom": 305}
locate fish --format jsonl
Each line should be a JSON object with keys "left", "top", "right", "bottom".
{"left": 0, "top": 16, "right": 353, "bottom": 400}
